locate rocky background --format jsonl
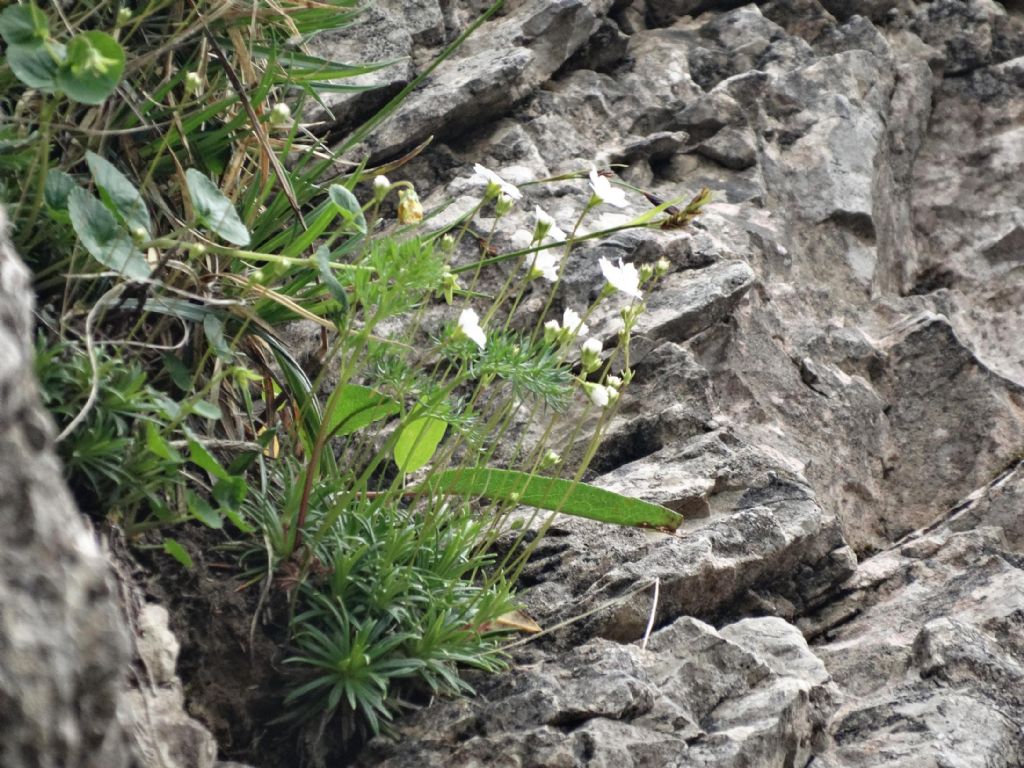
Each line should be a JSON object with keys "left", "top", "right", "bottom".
{"left": 2, "top": 0, "right": 1023, "bottom": 766}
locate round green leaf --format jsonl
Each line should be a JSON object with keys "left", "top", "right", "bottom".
{"left": 67, "top": 187, "right": 151, "bottom": 279}
{"left": 185, "top": 168, "right": 251, "bottom": 246}
{"left": 393, "top": 416, "right": 447, "bottom": 474}
{"left": 55, "top": 31, "right": 124, "bottom": 105}
{"left": 44, "top": 169, "right": 76, "bottom": 211}
{"left": 6, "top": 41, "right": 61, "bottom": 91}
{"left": 0, "top": 4, "right": 49, "bottom": 45}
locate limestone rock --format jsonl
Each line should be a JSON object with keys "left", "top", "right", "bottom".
{"left": 805, "top": 526, "right": 1024, "bottom": 767}
{"left": 0, "top": 208, "right": 132, "bottom": 768}
{"left": 358, "top": 615, "right": 835, "bottom": 768}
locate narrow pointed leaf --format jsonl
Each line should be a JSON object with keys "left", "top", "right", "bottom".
{"left": 422, "top": 468, "right": 683, "bottom": 531}
{"left": 163, "top": 538, "right": 194, "bottom": 568}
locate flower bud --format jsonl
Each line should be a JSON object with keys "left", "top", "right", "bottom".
{"left": 580, "top": 337, "right": 602, "bottom": 374}
{"left": 372, "top": 175, "right": 390, "bottom": 202}
{"left": 440, "top": 234, "right": 455, "bottom": 253}
{"left": 639, "top": 263, "right": 656, "bottom": 284}
{"left": 620, "top": 304, "right": 643, "bottom": 326}
{"left": 583, "top": 382, "right": 611, "bottom": 408}
{"left": 117, "top": 6, "right": 132, "bottom": 24}
{"left": 189, "top": 242, "right": 206, "bottom": 258}
{"left": 131, "top": 226, "right": 148, "bottom": 243}
{"left": 183, "top": 71, "right": 203, "bottom": 96}
{"left": 441, "top": 270, "right": 459, "bottom": 305}
{"left": 606, "top": 374, "right": 623, "bottom": 389}
{"left": 495, "top": 192, "right": 515, "bottom": 217}
{"left": 398, "top": 188, "right": 424, "bottom": 224}
{"left": 543, "top": 320, "right": 562, "bottom": 345}
{"left": 540, "top": 450, "right": 562, "bottom": 469}
{"left": 269, "top": 103, "right": 291, "bottom": 126}
{"left": 655, "top": 257, "right": 671, "bottom": 277}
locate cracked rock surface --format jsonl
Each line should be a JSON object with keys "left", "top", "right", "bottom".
{"left": 334, "top": 0, "right": 1024, "bottom": 765}
{"left": 3, "top": 0, "right": 1024, "bottom": 766}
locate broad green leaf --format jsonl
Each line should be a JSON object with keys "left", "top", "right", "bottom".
{"left": 393, "top": 416, "right": 447, "bottom": 474}
{"left": 55, "top": 31, "right": 124, "bottom": 105}
{"left": 315, "top": 245, "right": 348, "bottom": 312}
{"left": 67, "top": 187, "right": 151, "bottom": 279}
{"left": 0, "top": 4, "right": 48, "bottom": 45}
{"left": 163, "top": 538, "right": 194, "bottom": 568}
{"left": 212, "top": 476, "right": 247, "bottom": 508}
{"left": 185, "top": 168, "right": 250, "bottom": 246}
{"left": 191, "top": 400, "right": 222, "bottom": 420}
{"left": 202, "top": 315, "right": 233, "bottom": 360}
{"left": 187, "top": 489, "right": 223, "bottom": 529}
{"left": 161, "top": 352, "right": 192, "bottom": 391}
{"left": 188, "top": 437, "right": 229, "bottom": 480}
{"left": 325, "top": 384, "right": 400, "bottom": 438}
{"left": 6, "top": 42, "right": 60, "bottom": 91}
{"left": 85, "top": 151, "right": 151, "bottom": 237}
{"left": 145, "top": 421, "right": 182, "bottom": 462}
{"left": 329, "top": 184, "right": 367, "bottom": 234}
{"left": 422, "top": 468, "right": 684, "bottom": 531}
{"left": 44, "top": 169, "right": 75, "bottom": 211}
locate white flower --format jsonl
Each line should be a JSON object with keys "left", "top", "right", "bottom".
{"left": 562, "top": 308, "right": 589, "bottom": 337}
{"left": 526, "top": 250, "right": 559, "bottom": 282}
{"left": 582, "top": 337, "right": 602, "bottom": 357}
{"left": 457, "top": 308, "right": 486, "bottom": 350}
{"left": 599, "top": 257, "right": 643, "bottom": 299}
{"left": 543, "top": 319, "right": 562, "bottom": 343}
{"left": 373, "top": 174, "right": 390, "bottom": 191}
{"left": 606, "top": 374, "right": 623, "bottom": 389}
{"left": 534, "top": 206, "right": 567, "bottom": 242}
{"left": 473, "top": 163, "right": 522, "bottom": 201}
{"left": 583, "top": 382, "right": 612, "bottom": 408}
{"left": 588, "top": 168, "right": 629, "bottom": 209}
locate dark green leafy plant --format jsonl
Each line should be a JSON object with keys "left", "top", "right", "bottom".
{"left": 3, "top": 0, "right": 706, "bottom": 747}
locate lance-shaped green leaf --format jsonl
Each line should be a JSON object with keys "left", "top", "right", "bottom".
{"left": 86, "top": 151, "right": 151, "bottom": 238}
{"left": 185, "top": 168, "right": 251, "bottom": 246}
{"left": 67, "top": 187, "right": 151, "bottom": 279}
{"left": 163, "top": 538, "right": 194, "bottom": 568}
{"left": 315, "top": 245, "right": 348, "bottom": 313}
{"left": 394, "top": 416, "right": 447, "bottom": 474}
{"left": 421, "top": 468, "right": 683, "bottom": 531}
{"left": 325, "top": 384, "right": 400, "bottom": 438}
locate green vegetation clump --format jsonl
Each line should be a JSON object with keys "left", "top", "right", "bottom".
{"left": 1, "top": 0, "right": 705, "bottom": 744}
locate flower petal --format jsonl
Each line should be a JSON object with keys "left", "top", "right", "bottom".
{"left": 458, "top": 308, "right": 487, "bottom": 349}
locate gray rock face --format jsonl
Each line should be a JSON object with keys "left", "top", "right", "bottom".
{"left": 359, "top": 616, "right": 834, "bottom": 768}
{"left": 805, "top": 523, "right": 1024, "bottom": 767}
{"left": 316, "top": 0, "right": 1024, "bottom": 765}
{"left": 0, "top": 212, "right": 234, "bottom": 768}
{"left": 7, "top": 0, "right": 1024, "bottom": 765}
{"left": 0, "top": 209, "right": 132, "bottom": 768}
